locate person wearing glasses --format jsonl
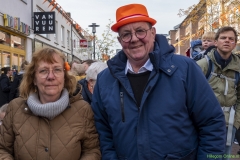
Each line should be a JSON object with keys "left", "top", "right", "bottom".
{"left": 91, "top": 3, "right": 226, "bottom": 160}
{"left": 78, "top": 61, "right": 108, "bottom": 104}
{"left": 0, "top": 48, "right": 101, "bottom": 160}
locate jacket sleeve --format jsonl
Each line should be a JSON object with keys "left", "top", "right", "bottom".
{"left": 0, "top": 101, "right": 14, "bottom": 159}
{"left": 80, "top": 103, "right": 101, "bottom": 160}
{"left": 186, "top": 60, "right": 226, "bottom": 160}
{"left": 91, "top": 76, "right": 118, "bottom": 160}
{"left": 234, "top": 74, "right": 240, "bottom": 129}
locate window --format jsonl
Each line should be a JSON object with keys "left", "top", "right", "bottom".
{"left": 67, "top": 30, "right": 70, "bottom": 48}
{"left": 54, "top": 21, "right": 58, "bottom": 42}
{"left": 61, "top": 26, "right": 64, "bottom": 46}
{"left": 73, "top": 34, "right": 76, "bottom": 48}
{"left": 2, "top": 52, "right": 10, "bottom": 67}
{"left": 11, "top": 35, "right": 25, "bottom": 50}
{"left": 0, "top": 31, "right": 10, "bottom": 46}
{"left": 12, "top": 54, "right": 18, "bottom": 70}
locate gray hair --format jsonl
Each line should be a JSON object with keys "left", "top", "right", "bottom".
{"left": 0, "top": 103, "right": 8, "bottom": 112}
{"left": 86, "top": 62, "right": 108, "bottom": 81}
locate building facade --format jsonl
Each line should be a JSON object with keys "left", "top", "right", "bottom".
{"left": 0, "top": 0, "right": 91, "bottom": 71}
{"left": 169, "top": 0, "right": 240, "bottom": 56}
{"left": 0, "top": 0, "right": 32, "bottom": 70}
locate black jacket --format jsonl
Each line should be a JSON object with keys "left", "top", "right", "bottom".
{"left": 0, "top": 74, "right": 11, "bottom": 106}
{"left": 9, "top": 73, "right": 23, "bottom": 101}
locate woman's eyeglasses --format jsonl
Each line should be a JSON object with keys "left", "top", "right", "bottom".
{"left": 37, "top": 68, "right": 64, "bottom": 78}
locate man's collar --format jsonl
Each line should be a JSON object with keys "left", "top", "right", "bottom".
{"left": 125, "top": 59, "right": 153, "bottom": 74}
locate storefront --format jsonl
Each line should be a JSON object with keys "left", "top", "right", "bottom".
{"left": 0, "top": 13, "right": 31, "bottom": 71}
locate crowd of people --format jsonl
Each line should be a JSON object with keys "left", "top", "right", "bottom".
{"left": 0, "top": 3, "right": 239, "bottom": 160}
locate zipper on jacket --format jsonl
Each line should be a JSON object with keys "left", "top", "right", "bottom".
{"left": 120, "top": 92, "right": 125, "bottom": 122}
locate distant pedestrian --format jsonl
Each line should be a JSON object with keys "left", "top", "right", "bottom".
{"left": 0, "top": 67, "right": 12, "bottom": 106}
{"left": 9, "top": 60, "right": 29, "bottom": 101}
{"left": 78, "top": 61, "right": 107, "bottom": 104}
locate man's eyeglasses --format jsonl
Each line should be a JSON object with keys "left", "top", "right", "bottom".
{"left": 119, "top": 28, "right": 152, "bottom": 43}
{"left": 37, "top": 68, "right": 64, "bottom": 78}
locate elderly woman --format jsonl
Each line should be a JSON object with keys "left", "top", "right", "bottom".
{"left": 0, "top": 67, "right": 12, "bottom": 106}
{"left": 0, "top": 48, "right": 101, "bottom": 160}
{"left": 78, "top": 62, "right": 107, "bottom": 104}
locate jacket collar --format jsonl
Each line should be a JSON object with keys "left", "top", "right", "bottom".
{"left": 108, "top": 34, "right": 177, "bottom": 78}
{"left": 208, "top": 49, "right": 240, "bottom": 72}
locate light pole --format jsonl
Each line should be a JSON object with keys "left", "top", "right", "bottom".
{"left": 88, "top": 23, "right": 99, "bottom": 60}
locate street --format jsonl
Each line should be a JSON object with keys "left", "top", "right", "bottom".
{"left": 231, "top": 143, "right": 240, "bottom": 160}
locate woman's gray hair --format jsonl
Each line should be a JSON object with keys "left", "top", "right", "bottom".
{"left": 86, "top": 61, "right": 108, "bottom": 81}
{"left": 0, "top": 103, "right": 8, "bottom": 112}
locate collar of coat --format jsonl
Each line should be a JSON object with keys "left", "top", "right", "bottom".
{"left": 107, "top": 34, "right": 178, "bottom": 78}
{"left": 207, "top": 48, "right": 240, "bottom": 72}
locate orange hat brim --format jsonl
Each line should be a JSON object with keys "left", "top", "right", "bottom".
{"left": 111, "top": 16, "right": 156, "bottom": 32}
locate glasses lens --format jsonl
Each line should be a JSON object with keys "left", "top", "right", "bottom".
{"left": 121, "top": 33, "right": 131, "bottom": 43}
{"left": 53, "top": 68, "right": 64, "bottom": 77}
{"left": 135, "top": 29, "right": 147, "bottom": 39}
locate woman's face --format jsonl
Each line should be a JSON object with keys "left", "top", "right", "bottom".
{"left": 34, "top": 54, "right": 65, "bottom": 104}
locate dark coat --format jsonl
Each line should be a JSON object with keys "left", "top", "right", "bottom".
{"left": 92, "top": 34, "right": 226, "bottom": 160}
{"left": 0, "top": 74, "right": 11, "bottom": 106}
{"left": 78, "top": 78, "right": 92, "bottom": 104}
{"left": 9, "top": 73, "right": 23, "bottom": 101}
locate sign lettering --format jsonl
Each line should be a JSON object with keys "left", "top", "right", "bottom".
{"left": 34, "top": 12, "right": 55, "bottom": 34}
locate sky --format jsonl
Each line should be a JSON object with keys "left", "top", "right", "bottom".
{"left": 55, "top": 0, "right": 200, "bottom": 51}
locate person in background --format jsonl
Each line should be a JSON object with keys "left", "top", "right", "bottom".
{"left": 191, "top": 31, "right": 216, "bottom": 61}
{"left": 91, "top": 3, "right": 226, "bottom": 160}
{"left": 0, "top": 48, "right": 101, "bottom": 160}
{"left": 197, "top": 26, "right": 240, "bottom": 160}
{"left": 9, "top": 60, "right": 29, "bottom": 101}
{"left": 81, "top": 59, "right": 96, "bottom": 73}
{"left": 78, "top": 61, "right": 108, "bottom": 104}
{"left": 70, "top": 60, "right": 96, "bottom": 81}
{"left": 0, "top": 103, "right": 8, "bottom": 126}
{"left": 0, "top": 67, "right": 12, "bottom": 106}
{"left": 201, "top": 31, "right": 216, "bottom": 51}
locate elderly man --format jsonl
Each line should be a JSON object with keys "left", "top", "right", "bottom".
{"left": 92, "top": 3, "right": 226, "bottom": 160}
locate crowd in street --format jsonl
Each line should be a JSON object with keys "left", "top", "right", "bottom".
{"left": 0, "top": 3, "right": 239, "bottom": 160}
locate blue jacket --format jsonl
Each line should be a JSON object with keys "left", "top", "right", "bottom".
{"left": 92, "top": 34, "right": 226, "bottom": 160}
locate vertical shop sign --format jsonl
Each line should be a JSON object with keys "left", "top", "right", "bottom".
{"left": 34, "top": 12, "right": 55, "bottom": 34}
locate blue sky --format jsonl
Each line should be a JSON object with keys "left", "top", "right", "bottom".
{"left": 55, "top": 0, "right": 199, "bottom": 50}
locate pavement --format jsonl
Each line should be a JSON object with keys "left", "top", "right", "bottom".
{"left": 231, "top": 143, "right": 240, "bottom": 160}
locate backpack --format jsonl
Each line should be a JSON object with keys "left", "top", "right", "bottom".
{"left": 190, "top": 39, "right": 204, "bottom": 61}
{"left": 204, "top": 55, "right": 240, "bottom": 87}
